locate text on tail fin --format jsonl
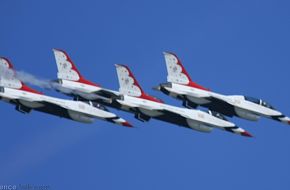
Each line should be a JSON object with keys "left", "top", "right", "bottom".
{"left": 20, "top": 83, "right": 43, "bottom": 94}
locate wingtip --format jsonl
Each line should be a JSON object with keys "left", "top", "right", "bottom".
{"left": 241, "top": 131, "right": 253, "bottom": 138}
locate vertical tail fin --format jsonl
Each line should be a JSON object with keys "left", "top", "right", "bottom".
{"left": 164, "top": 52, "right": 192, "bottom": 84}
{"left": 0, "top": 57, "right": 42, "bottom": 94}
{"left": 115, "top": 64, "right": 144, "bottom": 97}
{"left": 52, "top": 49, "right": 99, "bottom": 87}
{"left": 115, "top": 64, "right": 163, "bottom": 103}
{"left": 163, "top": 52, "right": 209, "bottom": 91}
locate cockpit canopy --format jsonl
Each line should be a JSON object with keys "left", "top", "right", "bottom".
{"left": 207, "top": 110, "right": 228, "bottom": 121}
{"left": 80, "top": 100, "right": 109, "bottom": 111}
{"left": 244, "top": 96, "right": 275, "bottom": 110}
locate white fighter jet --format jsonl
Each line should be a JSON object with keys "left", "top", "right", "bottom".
{"left": 154, "top": 52, "right": 290, "bottom": 125}
{"left": 0, "top": 57, "right": 132, "bottom": 127}
{"left": 51, "top": 49, "right": 252, "bottom": 137}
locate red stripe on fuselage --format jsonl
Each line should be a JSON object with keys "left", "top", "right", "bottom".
{"left": 20, "top": 83, "right": 43, "bottom": 95}
{"left": 77, "top": 77, "right": 100, "bottom": 87}
{"left": 187, "top": 81, "right": 210, "bottom": 91}
{"left": 140, "top": 93, "right": 164, "bottom": 104}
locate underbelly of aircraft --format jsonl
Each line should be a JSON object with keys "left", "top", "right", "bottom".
{"left": 19, "top": 99, "right": 44, "bottom": 108}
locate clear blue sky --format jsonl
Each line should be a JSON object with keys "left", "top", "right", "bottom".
{"left": 1, "top": 0, "right": 290, "bottom": 189}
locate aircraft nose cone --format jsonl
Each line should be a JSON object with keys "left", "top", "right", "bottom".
{"left": 122, "top": 121, "right": 133, "bottom": 128}
{"left": 241, "top": 131, "right": 253, "bottom": 138}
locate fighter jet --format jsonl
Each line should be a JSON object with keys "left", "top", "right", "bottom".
{"left": 51, "top": 49, "right": 252, "bottom": 137}
{"left": 154, "top": 52, "right": 290, "bottom": 125}
{"left": 0, "top": 57, "right": 132, "bottom": 127}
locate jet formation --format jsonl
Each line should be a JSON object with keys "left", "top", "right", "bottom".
{"left": 0, "top": 50, "right": 289, "bottom": 138}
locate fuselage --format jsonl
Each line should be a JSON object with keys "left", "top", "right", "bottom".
{"left": 0, "top": 86, "right": 124, "bottom": 124}
{"left": 157, "top": 82, "right": 290, "bottom": 124}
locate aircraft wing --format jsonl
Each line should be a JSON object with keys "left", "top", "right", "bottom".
{"left": 201, "top": 96, "right": 237, "bottom": 117}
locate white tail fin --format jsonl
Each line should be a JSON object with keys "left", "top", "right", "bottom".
{"left": 0, "top": 57, "right": 22, "bottom": 89}
{"left": 0, "top": 57, "right": 42, "bottom": 94}
{"left": 53, "top": 49, "right": 82, "bottom": 81}
{"left": 163, "top": 52, "right": 209, "bottom": 91}
{"left": 164, "top": 52, "right": 192, "bottom": 84}
{"left": 115, "top": 64, "right": 163, "bottom": 103}
{"left": 52, "top": 49, "right": 99, "bottom": 87}
{"left": 115, "top": 64, "right": 144, "bottom": 97}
